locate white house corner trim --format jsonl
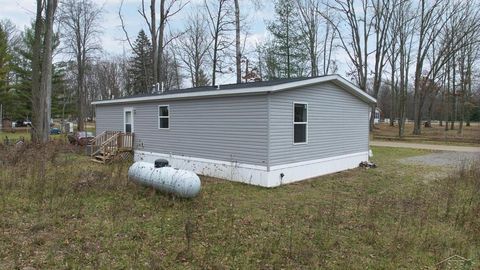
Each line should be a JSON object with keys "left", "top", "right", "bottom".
{"left": 134, "top": 150, "right": 272, "bottom": 187}
{"left": 267, "top": 151, "right": 369, "bottom": 187}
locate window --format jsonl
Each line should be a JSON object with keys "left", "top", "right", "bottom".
{"left": 158, "top": 105, "right": 169, "bottom": 129}
{"left": 293, "top": 103, "right": 307, "bottom": 144}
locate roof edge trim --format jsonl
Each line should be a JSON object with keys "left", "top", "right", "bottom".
{"left": 91, "top": 74, "right": 376, "bottom": 105}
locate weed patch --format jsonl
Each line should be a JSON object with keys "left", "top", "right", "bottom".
{"left": 0, "top": 144, "right": 479, "bottom": 268}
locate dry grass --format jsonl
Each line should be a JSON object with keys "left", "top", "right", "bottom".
{"left": 373, "top": 122, "right": 480, "bottom": 145}
{"left": 0, "top": 121, "right": 96, "bottom": 143}
{"left": 0, "top": 130, "right": 65, "bottom": 144}
{"left": 0, "top": 142, "right": 479, "bottom": 269}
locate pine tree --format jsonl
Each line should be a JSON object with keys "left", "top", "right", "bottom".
{"left": 267, "top": 0, "right": 308, "bottom": 79}
{"left": 196, "top": 69, "right": 210, "bottom": 87}
{"left": 0, "top": 24, "right": 10, "bottom": 87}
{"left": 4, "top": 25, "right": 63, "bottom": 120}
{"left": 129, "top": 30, "right": 154, "bottom": 94}
{"left": 0, "top": 23, "right": 14, "bottom": 123}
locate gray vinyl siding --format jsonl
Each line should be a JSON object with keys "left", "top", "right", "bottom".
{"left": 95, "top": 105, "right": 124, "bottom": 134}
{"left": 268, "top": 82, "right": 370, "bottom": 166}
{"left": 97, "top": 94, "right": 269, "bottom": 166}
{"left": 95, "top": 81, "right": 370, "bottom": 168}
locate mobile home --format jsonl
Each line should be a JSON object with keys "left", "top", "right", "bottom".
{"left": 92, "top": 74, "right": 376, "bottom": 187}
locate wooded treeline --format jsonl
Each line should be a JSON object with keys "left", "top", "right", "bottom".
{"left": 0, "top": 0, "right": 480, "bottom": 141}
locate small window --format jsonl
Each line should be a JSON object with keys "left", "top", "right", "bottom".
{"left": 293, "top": 103, "right": 307, "bottom": 144}
{"left": 158, "top": 105, "right": 169, "bottom": 129}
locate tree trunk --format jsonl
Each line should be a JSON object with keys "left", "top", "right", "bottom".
{"left": 76, "top": 60, "right": 85, "bottom": 131}
{"left": 369, "top": 105, "right": 376, "bottom": 131}
{"left": 157, "top": 0, "right": 166, "bottom": 85}
{"left": 286, "top": 7, "right": 290, "bottom": 79}
{"left": 389, "top": 37, "right": 397, "bottom": 128}
{"left": 445, "top": 61, "right": 451, "bottom": 131}
{"left": 398, "top": 96, "right": 406, "bottom": 138}
{"left": 212, "top": 34, "right": 218, "bottom": 86}
{"left": 457, "top": 51, "right": 466, "bottom": 135}
{"left": 439, "top": 88, "right": 444, "bottom": 127}
{"left": 465, "top": 47, "right": 472, "bottom": 127}
{"left": 151, "top": 0, "right": 158, "bottom": 84}
{"left": 412, "top": 69, "right": 422, "bottom": 135}
{"left": 31, "top": 0, "right": 44, "bottom": 143}
{"left": 40, "top": 0, "right": 57, "bottom": 141}
{"left": 389, "top": 77, "right": 396, "bottom": 127}
{"left": 426, "top": 97, "right": 435, "bottom": 127}
{"left": 457, "top": 95, "right": 464, "bottom": 135}
{"left": 234, "top": 0, "right": 241, "bottom": 84}
{"left": 31, "top": 0, "right": 57, "bottom": 143}
{"left": 310, "top": 37, "right": 317, "bottom": 77}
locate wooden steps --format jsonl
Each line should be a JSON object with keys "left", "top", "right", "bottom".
{"left": 90, "top": 158, "right": 107, "bottom": 164}
{"left": 90, "top": 131, "right": 134, "bottom": 164}
{"left": 91, "top": 150, "right": 114, "bottom": 164}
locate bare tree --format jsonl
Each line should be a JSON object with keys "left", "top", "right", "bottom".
{"left": 158, "top": 0, "right": 188, "bottom": 84}
{"left": 320, "top": 0, "right": 372, "bottom": 91}
{"left": 454, "top": 4, "right": 480, "bottom": 133}
{"left": 386, "top": 6, "right": 399, "bottom": 127}
{"left": 234, "top": 0, "right": 241, "bottom": 84}
{"left": 389, "top": 0, "right": 415, "bottom": 137}
{"left": 176, "top": 13, "right": 211, "bottom": 87}
{"left": 31, "top": 0, "right": 58, "bottom": 143}
{"left": 296, "top": 0, "right": 320, "bottom": 76}
{"left": 205, "top": 0, "right": 234, "bottom": 86}
{"left": 162, "top": 44, "right": 183, "bottom": 89}
{"left": 59, "top": 0, "right": 102, "bottom": 131}
{"left": 320, "top": 0, "right": 393, "bottom": 130}
{"left": 318, "top": 1, "right": 336, "bottom": 75}
{"left": 88, "top": 58, "right": 124, "bottom": 100}
{"left": 412, "top": 0, "right": 480, "bottom": 134}
{"left": 411, "top": 0, "right": 448, "bottom": 135}
{"left": 120, "top": 0, "right": 187, "bottom": 87}
{"left": 368, "top": 0, "right": 395, "bottom": 130}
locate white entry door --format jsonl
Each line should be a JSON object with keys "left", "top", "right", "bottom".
{"left": 124, "top": 108, "right": 134, "bottom": 133}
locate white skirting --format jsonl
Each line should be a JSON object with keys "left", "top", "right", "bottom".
{"left": 134, "top": 150, "right": 369, "bottom": 188}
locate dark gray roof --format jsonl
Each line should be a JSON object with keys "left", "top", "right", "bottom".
{"left": 92, "top": 74, "right": 377, "bottom": 105}
{"left": 100, "top": 76, "right": 327, "bottom": 102}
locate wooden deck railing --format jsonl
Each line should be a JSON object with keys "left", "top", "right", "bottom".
{"left": 91, "top": 131, "right": 134, "bottom": 157}
{"left": 117, "top": 133, "right": 134, "bottom": 150}
{"left": 91, "top": 131, "right": 119, "bottom": 147}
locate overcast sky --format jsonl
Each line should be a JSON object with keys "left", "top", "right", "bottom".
{"left": 0, "top": 1, "right": 272, "bottom": 52}
{"left": 0, "top": 0, "right": 353, "bottom": 85}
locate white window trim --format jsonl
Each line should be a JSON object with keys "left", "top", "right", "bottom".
{"left": 293, "top": 102, "right": 308, "bottom": 145}
{"left": 123, "top": 107, "right": 134, "bottom": 133}
{"left": 158, "top": 105, "right": 170, "bottom": 129}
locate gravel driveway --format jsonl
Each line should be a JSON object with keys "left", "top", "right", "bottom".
{"left": 371, "top": 140, "right": 480, "bottom": 168}
{"left": 400, "top": 151, "right": 479, "bottom": 167}
{"left": 371, "top": 140, "right": 480, "bottom": 153}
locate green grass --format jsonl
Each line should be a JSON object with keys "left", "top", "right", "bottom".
{"left": 0, "top": 130, "right": 31, "bottom": 142}
{"left": 0, "top": 130, "right": 66, "bottom": 143}
{"left": 0, "top": 144, "right": 479, "bottom": 269}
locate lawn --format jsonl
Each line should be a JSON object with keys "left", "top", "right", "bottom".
{"left": 0, "top": 130, "right": 66, "bottom": 143}
{"left": 373, "top": 122, "right": 480, "bottom": 145}
{"left": 0, "top": 124, "right": 94, "bottom": 144}
{"left": 0, "top": 143, "right": 479, "bottom": 269}
{"left": 0, "top": 129, "right": 32, "bottom": 143}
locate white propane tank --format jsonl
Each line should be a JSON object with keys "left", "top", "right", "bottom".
{"left": 128, "top": 160, "right": 201, "bottom": 198}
